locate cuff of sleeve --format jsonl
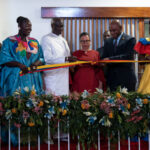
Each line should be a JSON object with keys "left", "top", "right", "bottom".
{"left": 109, "top": 55, "right": 121, "bottom": 60}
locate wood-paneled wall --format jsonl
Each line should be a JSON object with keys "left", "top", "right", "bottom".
{"left": 41, "top": 7, "right": 146, "bottom": 85}
{"left": 62, "top": 18, "right": 140, "bottom": 52}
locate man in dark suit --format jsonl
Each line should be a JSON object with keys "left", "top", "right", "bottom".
{"left": 97, "top": 30, "right": 111, "bottom": 59}
{"left": 102, "top": 20, "right": 137, "bottom": 91}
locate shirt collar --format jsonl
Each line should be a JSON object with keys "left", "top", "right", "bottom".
{"left": 50, "top": 32, "right": 62, "bottom": 38}
{"left": 113, "top": 32, "right": 123, "bottom": 46}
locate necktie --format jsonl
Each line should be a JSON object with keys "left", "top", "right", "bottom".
{"left": 114, "top": 40, "right": 117, "bottom": 48}
{"left": 114, "top": 40, "right": 117, "bottom": 52}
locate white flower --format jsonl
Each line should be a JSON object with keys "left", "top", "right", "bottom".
{"left": 44, "top": 100, "right": 50, "bottom": 104}
{"left": 99, "top": 116, "right": 111, "bottom": 127}
{"left": 83, "top": 112, "right": 92, "bottom": 116}
{"left": 32, "top": 99, "right": 38, "bottom": 106}
{"left": 13, "top": 91, "right": 20, "bottom": 96}
{"left": 105, "top": 118, "right": 112, "bottom": 127}
{"left": 99, "top": 117, "right": 105, "bottom": 125}
{"left": 13, "top": 87, "right": 21, "bottom": 96}
{"left": 32, "top": 85, "right": 35, "bottom": 91}
{"left": 23, "top": 87, "right": 29, "bottom": 92}
{"left": 120, "top": 87, "right": 128, "bottom": 94}
{"left": 81, "top": 90, "right": 89, "bottom": 99}
{"left": 5, "top": 110, "right": 12, "bottom": 120}
{"left": 95, "top": 88, "right": 103, "bottom": 94}
{"left": 122, "top": 111, "right": 130, "bottom": 116}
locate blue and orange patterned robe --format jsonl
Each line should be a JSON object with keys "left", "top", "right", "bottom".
{"left": 0, "top": 35, "right": 44, "bottom": 96}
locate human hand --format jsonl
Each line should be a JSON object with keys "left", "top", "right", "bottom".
{"left": 18, "top": 63, "right": 28, "bottom": 74}
{"left": 32, "top": 60, "right": 43, "bottom": 66}
{"left": 91, "top": 61, "right": 97, "bottom": 65}
{"left": 103, "top": 58, "right": 110, "bottom": 60}
{"left": 30, "top": 64, "right": 37, "bottom": 72}
{"left": 101, "top": 58, "right": 110, "bottom": 66}
{"left": 30, "top": 60, "right": 43, "bottom": 72}
{"left": 65, "top": 56, "right": 77, "bottom": 62}
{"left": 145, "top": 55, "right": 150, "bottom": 60}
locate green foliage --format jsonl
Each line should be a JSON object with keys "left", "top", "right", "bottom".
{"left": 0, "top": 87, "right": 150, "bottom": 149}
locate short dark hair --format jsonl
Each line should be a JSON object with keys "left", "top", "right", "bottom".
{"left": 51, "top": 18, "right": 63, "bottom": 26}
{"left": 110, "top": 20, "right": 122, "bottom": 29}
{"left": 17, "top": 16, "right": 29, "bottom": 27}
{"left": 80, "top": 32, "right": 90, "bottom": 39}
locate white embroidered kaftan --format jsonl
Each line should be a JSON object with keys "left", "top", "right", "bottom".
{"left": 41, "top": 33, "right": 70, "bottom": 96}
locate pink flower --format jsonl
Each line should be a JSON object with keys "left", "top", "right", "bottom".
{"left": 69, "top": 93, "right": 73, "bottom": 100}
{"left": 74, "top": 96, "right": 79, "bottom": 101}
{"left": 100, "top": 101, "right": 107, "bottom": 109}
{"left": 100, "top": 101, "right": 111, "bottom": 114}
{"left": 127, "top": 113, "right": 143, "bottom": 123}
{"left": 127, "top": 118, "right": 132, "bottom": 122}
{"left": 116, "top": 97, "right": 128, "bottom": 106}
{"left": 0, "top": 102, "right": 4, "bottom": 115}
{"left": 33, "top": 107, "right": 42, "bottom": 115}
{"left": 81, "top": 100, "right": 91, "bottom": 109}
{"left": 72, "top": 91, "right": 80, "bottom": 101}
{"left": 23, "top": 111, "right": 29, "bottom": 119}
{"left": 131, "top": 109, "right": 141, "bottom": 116}
{"left": 131, "top": 116, "right": 137, "bottom": 121}
{"left": 133, "top": 116, "right": 143, "bottom": 123}
{"left": 14, "top": 122, "right": 21, "bottom": 128}
{"left": 53, "top": 96, "right": 62, "bottom": 102}
{"left": 0, "top": 102, "right": 3, "bottom": 109}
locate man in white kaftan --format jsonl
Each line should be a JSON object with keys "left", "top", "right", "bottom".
{"left": 41, "top": 33, "right": 70, "bottom": 95}
{"left": 41, "top": 18, "right": 77, "bottom": 96}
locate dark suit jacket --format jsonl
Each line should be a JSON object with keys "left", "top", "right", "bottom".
{"left": 97, "top": 47, "right": 104, "bottom": 59}
{"left": 103, "top": 33, "right": 137, "bottom": 91}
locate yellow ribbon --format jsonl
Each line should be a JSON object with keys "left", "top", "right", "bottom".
{"left": 20, "top": 60, "right": 150, "bottom": 74}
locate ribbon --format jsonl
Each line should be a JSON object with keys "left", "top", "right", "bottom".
{"left": 20, "top": 60, "right": 150, "bottom": 76}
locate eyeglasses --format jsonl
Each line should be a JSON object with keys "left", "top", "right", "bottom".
{"left": 80, "top": 40, "right": 90, "bottom": 43}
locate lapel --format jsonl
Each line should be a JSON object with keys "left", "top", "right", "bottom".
{"left": 110, "top": 38, "right": 114, "bottom": 47}
{"left": 118, "top": 33, "right": 126, "bottom": 47}
{"left": 109, "top": 38, "right": 115, "bottom": 55}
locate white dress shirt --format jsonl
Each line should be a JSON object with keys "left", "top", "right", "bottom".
{"left": 41, "top": 33, "right": 70, "bottom": 96}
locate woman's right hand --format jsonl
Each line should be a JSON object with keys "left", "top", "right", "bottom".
{"left": 5, "top": 61, "right": 29, "bottom": 74}
{"left": 18, "top": 63, "right": 28, "bottom": 74}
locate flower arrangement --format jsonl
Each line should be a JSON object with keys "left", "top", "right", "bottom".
{"left": 0, "top": 87, "right": 150, "bottom": 148}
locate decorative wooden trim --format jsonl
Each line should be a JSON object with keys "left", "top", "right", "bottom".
{"left": 126, "top": 19, "right": 128, "bottom": 34}
{"left": 130, "top": 19, "right": 133, "bottom": 36}
{"left": 139, "top": 19, "right": 145, "bottom": 38}
{"left": 122, "top": 19, "right": 124, "bottom": 31}
{"left": 135, "top": 19, "right": 137, "bottom": 38}
{"left": 41, "top": 7, "right": 150, "bottom": 18}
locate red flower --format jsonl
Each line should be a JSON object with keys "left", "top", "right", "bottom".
{"left": 14, "top": 122, "right": 21, "bottom": 128}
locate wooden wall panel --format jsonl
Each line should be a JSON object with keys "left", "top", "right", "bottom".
{"left": 63, "top": 18, "right": 140, "bottom": 53}
{"left": 41, "top": 7, "right": 146, "bottom": 85}
{"left": 41, "top": 7, "right": 150, "bottom": 18}
{"left": 139, "top": 19, "right": 145, "bottom": 38}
